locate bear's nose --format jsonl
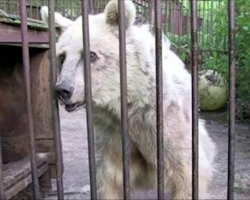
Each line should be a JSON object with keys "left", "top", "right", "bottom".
{"left": 55, "top": 82, "right": 74, "bottom": 101}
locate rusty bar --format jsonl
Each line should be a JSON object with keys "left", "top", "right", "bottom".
{"left": 154, "top": 0, "right": 164, "bottom": 199}
{"left": 0, "top": 127, "right": 6, "bottom": 200}
{"left": 36, "top": 0, "right": 39, "bottom": 20}
{"left": 149, "top": 0, "right": 154, "bottom": 26}
{"left": 118, "top": 0, "right": 130, "bottom": 199}
{"left": 71, "top": 0, "right": 74, "bottom": 19}
{"left": 227, "top": 0, "right": 236, "bottom": 199}
{"left": 190, "top": 0, "right": 199, "bottom": 199}
{"left": 62, "top": 0, "right": 66, "bottom": 16}
{"left": 19, "top": 0, "right": 41, "bottom": 199}
{"left": 48, "top": 0, "right": 65, "bottom": 199}
{"left": 81, "top": 0, "right": 97, "bottom": 199}
{"left": 89, "top": 0, "right": 94, "bottom": 14}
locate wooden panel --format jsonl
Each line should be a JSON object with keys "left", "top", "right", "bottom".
{"left": 30, "top": 49, "right": 55, "bottom": 140}
{"left": 0, "top": 45, "right": 56, "bottom": 165}
{"left": 0, "top": 46, "right": 29, "bottom": 164}
{"left": 36, "top": 140, "right": 64, "bottom": 178}
{"left": 36, "top": 139, "right": 64, "bottom": 178}
{"left": 3, "top": 153, "right": 49, "bottom": 200}
{"left": 0, "top": 23, "right": 49, "bottom": 44}
{"left": 0, "top": 43, "right": 50, "bottom": 49}
{"left": 49, "top": 163, "right": 64, "bottom": 179}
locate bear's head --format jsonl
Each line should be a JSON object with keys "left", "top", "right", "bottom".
{"left": 40, "top": 0, "right": 177, "bottom": 114}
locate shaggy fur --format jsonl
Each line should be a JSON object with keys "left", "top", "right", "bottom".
{"left": 41, "top": 0, "right": 216, "bottom": 199}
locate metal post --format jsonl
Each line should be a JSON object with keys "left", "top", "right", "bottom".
{"left": 227, "top": 0, "right": 236, "bottom": 199}
{"left": 81, "top": 0, "right": 97, "bottom": 199}
{"left": 154, "top": 0, "right": 164, "bottom": 199}
{"left": 190, "top": 0, "right": 199, "bottom": 199}
{"left": 118, "top": 0, "right": 130, "bottom": 199}
{"left": 19, "top": 0, "right": 41, "bottom": 199}
{"left": 48, "top": 0, "right": 65, "bottom": 199}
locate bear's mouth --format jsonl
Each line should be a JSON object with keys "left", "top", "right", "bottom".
{"left": 65, "top": 101, "right": 85, "bottom": 112}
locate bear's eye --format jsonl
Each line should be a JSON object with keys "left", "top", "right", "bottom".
{"left": 59, "top": 53, "right": 66, "bottom": 65}
{"left": 90, "top": 51, "right": 98, "bottom": 63}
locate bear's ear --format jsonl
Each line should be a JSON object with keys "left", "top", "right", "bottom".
{"left": 104, "top": 0, "right": 136, "bottom": 30}
{"left": 40, "top": 6, "right": 73, "bottom": 33}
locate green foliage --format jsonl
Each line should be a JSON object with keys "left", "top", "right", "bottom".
{"left": 203, "top": 0, "right": 250, "bottom": 120}
{"left": 181, "top": 0, "right": 222, "bottom": 19}
{"left": 168, "top": 0, "right": 250, "bottom": 120}
{"left": 166, "top": 32, "right": 191, "bottom": 62}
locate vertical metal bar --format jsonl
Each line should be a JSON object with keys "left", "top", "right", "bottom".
{"left": 19, "top": 0, "right": 41, "bottom": 199}
{"left": 164, "top": 0, "right": 168, "bottom": 34}
{"left": 62, "top": 0, "right": 65, "bottom": 16}
{"left": 0, "top": 127, "right": 6, "bottom": 200}
{"left": 71, "top": 0, "right": 73, "bottom": 19}
{"left": 168, "top": 0, "right": 172, "bottom": 35}
{"left": 210, "top": 0, "right": 215, "bottom": 50}
{"left": 201, "top": 0, "right": 206, "bottom": 49}
{"left": 89, "top": 0, "right": 93, "bottom": 14}
{"left": 118, "top": 0, "right": 130, "bottom": 199}
{"left": 176, "top": 1, "right": 181, "bottom": 54}
{"left": 154, "top": 0, "right": 164, "bottom": 199}
{"left": 48, "top": 0, "right": 65, "bottom": 199}
{"left": 81, "top": 1, "right": 97, "bottom": 199}
{"left": 227, "top": 0, "right": 236, "bottom": 199}
{"left": 149, "top": 0, "right": 154, "bottom": 26}
{"left": 55, "top": 0, "right": 58, "bottom": 11}
{"left": 7, "top": 0, "right": 10, "bottom": 14}
{"left": 29, "top": 0, "right": 33, "bottom": 19}
{"left": 190, "top": 0, "right": 199, "bottom": 199}
{"left": 36, "top": 0, "right": 39, "bottom": 20}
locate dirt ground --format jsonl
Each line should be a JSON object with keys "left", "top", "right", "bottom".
{"left": 43, "top": 107, "right": 250, "bottom": 200}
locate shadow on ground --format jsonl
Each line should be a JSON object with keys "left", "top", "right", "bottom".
{"left": 44, "top": 108, "right": 250, "bottom": 200}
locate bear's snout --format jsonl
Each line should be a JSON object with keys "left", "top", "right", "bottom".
{"left": 55, "top": 81, "right": 74, "bottom": 102}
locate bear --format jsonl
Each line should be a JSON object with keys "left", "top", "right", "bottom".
{"left": 40, "top": 0, "right": 216, "bottom": 199}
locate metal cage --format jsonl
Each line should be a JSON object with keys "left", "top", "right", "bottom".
{"left": 0, "top": 0, "right": 237, "bottom": 199}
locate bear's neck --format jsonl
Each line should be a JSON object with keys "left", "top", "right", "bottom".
{"left": 92, "top": 98, "right": 157, "bottom": 131}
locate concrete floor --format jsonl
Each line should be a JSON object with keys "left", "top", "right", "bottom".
{"left": 44, "top": 107, "right": 250, "bottom": 200}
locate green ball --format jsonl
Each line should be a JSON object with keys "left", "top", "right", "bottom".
{"left": 198, "top": 69, "right": 228, "bottom": 111}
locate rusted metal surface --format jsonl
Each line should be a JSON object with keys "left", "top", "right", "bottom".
{"left": 154, "top": 0, "right": 164, "bottom": 199}
{"left": 227, "top": 0, "right": 236, "bottom": 199}
{"left": 118, "top": 0, "right": 130, "bottom": 199}
{"left": 81, "top": 0, "right": 97, "bottom": 199}
{"left": 0, "top": 0, "right": 238, "bottom": 199}
{"left": 48, "top": 0, "right": 64, "bottom": 199}
{"left": 148, "top": 0, "right": 154, "bottom": 26}
{"left": 190, "top": 0, "right": 199, "bottom": 199}
{"left": 19, "top": 0, "right": 41, "bottom": 198}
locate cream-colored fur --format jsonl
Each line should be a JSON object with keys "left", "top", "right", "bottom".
{"left": 41, "top": 0, "right": 217, "bottom": 199}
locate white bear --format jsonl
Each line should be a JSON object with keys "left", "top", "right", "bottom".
{"left": 41, "top": 0, "right": 216, "bottom": 199}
